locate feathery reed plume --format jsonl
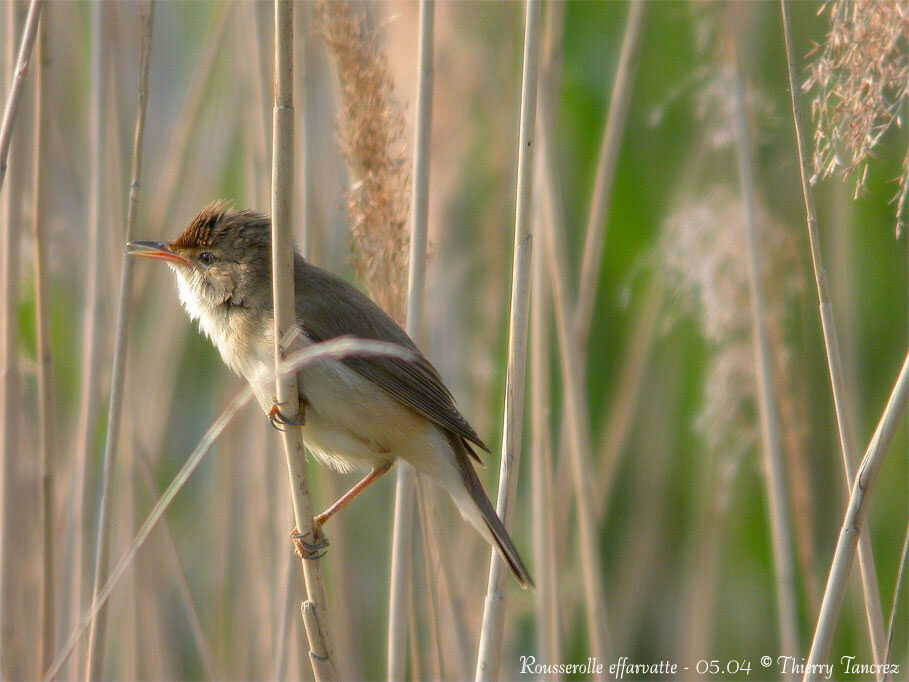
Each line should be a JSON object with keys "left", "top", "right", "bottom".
{"left": 658, "top": 187, "right": 800, "bottom": 469}
{"left": 318, "top": 0, "right": 410, "bottom": 324}
{"left": 84, "top": 3, "right": 155, "bottom": 677}
{"left": 31, "top": 11, "right": 53, "bottom": 676}
{"left": 271, "top": 2, "right": 339, "bottom": 680}
{"left": 781, "top": 0, "right": 889, "bottom": 660}
{"left": 804, "top": 353, "right": 909, "bottom": 679}
{"left": 803, "top": 0, "right": 909, "bottom": 236}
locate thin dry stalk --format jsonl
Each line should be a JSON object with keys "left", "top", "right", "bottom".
{"left": 70, "top": 4, "right": 106, "bottom": 655}
{"left": 133, "top": 443, "right": 216, "bottom": 680}
{"left": 389, "top": 1, "right": 434, "bottom": 677}
{"left": 883, "top": 521, "right": 909, "bottom": 678}
{"left": 474, "top": 3, "right": 539, "bottom": 679}
{"left": 84, "top": 4, "right": 155, "bottom": 677}
{"left": 0, "top": 0, "right": 42, "bottom": 191}
{"left": 537, "top": 47, "right": 611, "bottom": 678}
{"left": 415, "top": 483, "right": 442, "bottom": 681}
{"left": 270, "top": 3, "right": 338, "bottom": 679}
{"left": 575, "top": 0, "right": 646, "bottom": 343}
{"left": 31, "top": 13, "right": 53, "bottom": 676}
{"left": 729, "top": 42, "right": 800, "bottom": 663}
{"left": 529, "top": 207, "right": 560, "bottom": 666}
{"left": 780, "top": 0, "right": 888, "bottom": 661}
{"left": 144, "top": 1, "right": 230, "bottom": 233}
{"left": 1, "top": 3, "right": 36, "bottom": 670}
{"left": 804, "top": 352, "right": 909, "bottom": 680}
{"left": 594, "top": 279, "right": 661, "bottom": 514}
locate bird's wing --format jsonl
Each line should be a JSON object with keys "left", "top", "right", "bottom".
{"left": 294, "top": 259, "right": 489, "bottom": 457}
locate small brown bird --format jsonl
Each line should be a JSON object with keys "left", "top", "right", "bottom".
{"left": 127, "top": 202, "right": 533, "bottom": 588}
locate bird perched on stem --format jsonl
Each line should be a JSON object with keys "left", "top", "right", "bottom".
{"left": 127, "top": 202, "right": 533, "bottom": 589}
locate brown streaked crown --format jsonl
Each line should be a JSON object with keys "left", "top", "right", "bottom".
{"left": 171, "top": 200, "right": 234, "bottom": 249}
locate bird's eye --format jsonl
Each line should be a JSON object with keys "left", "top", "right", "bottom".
{"left": 199, "top": 252, "right": 214, "bottom": 266}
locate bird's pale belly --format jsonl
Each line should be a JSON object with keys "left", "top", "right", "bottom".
{"left": 245, "top": 354, "right": 448, "bottom": 476}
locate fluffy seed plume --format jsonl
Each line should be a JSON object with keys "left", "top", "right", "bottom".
{"left": 804, "top": 0, "right": 909, "bottom": 236}
{"left": 657, "top": 187, "right": 803, "bottom": 463}
{"left": 318, "top": 1, "right": 411, "bottom": 323}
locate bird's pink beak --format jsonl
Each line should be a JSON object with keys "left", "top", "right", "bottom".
{"left": 125, "top": 240, "right": 190, "bottom": 265}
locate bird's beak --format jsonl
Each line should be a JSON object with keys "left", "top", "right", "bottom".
{"left": 125, "top": 241, "right": 190, "bottom": 265}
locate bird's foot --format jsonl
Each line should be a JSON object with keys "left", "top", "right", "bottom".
{"left": 290, "top": 524, "right": 330, "bottom": 560}
{"left": 268, "top": 397, "right": 304, "bottom": 431}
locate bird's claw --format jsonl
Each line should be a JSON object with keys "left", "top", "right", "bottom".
{"left": 291, "top": 525, "right": 330, "bottom": 560}
{"left": 268, "top": 397, "right": 304, "bottom": 431}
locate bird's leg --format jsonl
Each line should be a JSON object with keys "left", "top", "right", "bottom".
{"left": 289, "top": 461, "right": 393, "bottom": 559}
{"left": 315, "top": 461, "right": 393, "bottom": 526}
{"left": 268, "top": 395, "right": 306, "bottom": 431}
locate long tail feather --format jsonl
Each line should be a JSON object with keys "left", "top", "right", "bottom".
{"left": 448, "top": 434, "right": 534, "bottom": 590}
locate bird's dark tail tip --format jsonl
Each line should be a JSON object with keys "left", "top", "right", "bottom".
{"left": 449, "top": 435, "right": 535, "bottom": 590}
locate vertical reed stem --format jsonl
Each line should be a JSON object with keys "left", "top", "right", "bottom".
{"left": 84, "top": 4, "right": 155, "bottom": 678}
{"left": 729, "top": 37, "right": 800, "bottom": 664}
{"left": 388, "top": 1, "right": 434, "bottom": 678}
{"left": 575, "top": 0, "right": 645, "bottom": 343}
{"left": 779, "top": 0, "right": 887, "bottom": 661}
{"left": 0, "top": 0, "right": 42, "bottom": 192}
{"left": 538, "top": 44, "right": 611, "bottom": 680}
{"left": 32, "top": 10, "right": 53, "bottom": 676}
{"left": 70, "top": 6, "right": 105, "bottom": 662}
{"left": 475, "top": 2, "right": 540, "bottom": 679}
{"left": 804, "top": 353, "right": 909, "bottom": 680}
{"left": 270, "top": 2, "right": 338, "bottom": 679}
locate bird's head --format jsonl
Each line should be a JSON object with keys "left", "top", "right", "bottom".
{"left": 127, "top": 201, "right": 273, "bottom": 319}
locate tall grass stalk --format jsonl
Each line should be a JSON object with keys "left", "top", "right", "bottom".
{"left": 133, "top": 445, "right": 217, "bottom": 679}
{"left": 389, "top": 1, "right": 434, "bottom": 677}
{"left": 553, "top": 0, "right": 646, "bottom": 529}
{"left": 474, "top": 2, "right": 539, "bottom": 679}
{"left": 804, "top": 352, "right": 909, "bottom": 680}
{"left": 594, "top": 280, "right": 661, "bottom": 514}
{"left": 780, "top": 0, "right": 888, "bottom": 661}
{"left": 538, "top": 53, "right": 611, "bottom": 678}
{"left": 884, "top": 522, "right": 909, "bottom": 676}
{"left": 530, "top": 208, "right": 560, "bottom": 666}
{"left": 575, "top": 0, "right": 645, "bottom": 343}
{"left": 70, "top": 5, "right": 106, "bottom": 660}
{"left": 144, "top": 2, "right": 230, "bottom": 233}
{"left": 729, "top": 41, "right": 800, "bottom": 663}
{"left": 84, "top": 4, "right": 155, "bottom": 677}
{"left": 1, "top": 3, "right": 31, "bottom": 673}
{"left": 270, "top": 2, "right": 338, "bottom": 679}
{"left": 0, "top": 0, "right": 41, "bottom": 192}
{"left": 31, "top": 12, "right": 53, "bottom": 676}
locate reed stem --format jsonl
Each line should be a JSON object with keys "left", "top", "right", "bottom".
{"left": 729, "top": 36, "right": 800, "bottom": 663}
{"left": 84, "top": 4, "right": 155, "bottom": 677}
{"left": 804, "top": 353, "right": 909, "bottom": 679}
{"left": 270, "top": 2, "right": 339, "bottom": 679}
{"left": 389, "top": 1, "right": 434, "bottom": 678}
{"left": 780, "top": 0, "right": 887, "bottom": 661}
{"left": 474, "top": 1, "right": 540, "bottom": 679}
